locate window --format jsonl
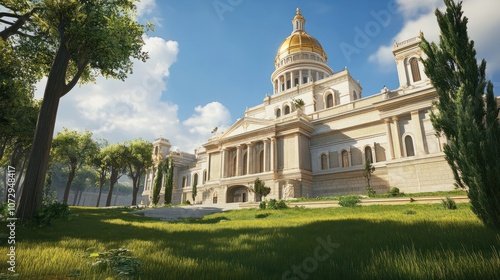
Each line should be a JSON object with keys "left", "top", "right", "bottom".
{"left": 286, "top": 80, "right": 291, "bottom": 89}
{"left": 353, "top": 91, "right": 357, "bottom": 100}
{"left": 326, "top": 94, "right": 334, "bottom": 108}
{"left": 365, "top": 146, "right": 373, "bottom": 164}
{"left": 410, "top": 57, "right": 421, "bottom": 82}
{"left": 203, "top": 170, "right": 207, "bottom": 183}
{"left": 182, "top": 176, "right": 187, "bottom": 188}
{"left": 276, "top": 109, "right": 281, "bottom": 117}
{"left": 284, "top": 105, "right": 290, "bottom": 115}
{"left": 405, "top": 135, "right": 415, "bottom": 157}
{"left": 303, "top": 77, "right": 308, "bottom": 84}
{"left": 232, "top": 156, "right": 237, "bottom": 177}
{"left": 341, "top": 150, "right": 349, "bottom": 167}
{"left": 213, "top": 192, "right": 218, "bottom": 204}
{"left": 321, "top": 154, "right": 328, "bottom": 170}
{"left": 294, "top": 78, "right": 299, "bottom": 86}
{"left": 154, "top": 146, "right": 158, "bottom": 155}
{"left": 193, "top": 173, "right": 198, "bottom": 186}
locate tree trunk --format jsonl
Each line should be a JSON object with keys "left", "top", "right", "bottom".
{"left": 96, "top": 179, "right": 104, "bottom": 207}
{"left": 131, "top": 175, "right": 139, "bottom": 206}
{"left": 63, "top": 166, "right": 76, "bottom": 204}
{"left": 106, "top": 171, "right": 118, "bottom": 207}
{"left": 17, "top": 41, "right": 70, "bottom": 221}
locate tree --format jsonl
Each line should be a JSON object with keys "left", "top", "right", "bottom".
{"left": 16, "top": 0, "right": 149, "bottom": 220}
{"left": 421, "top": 0, "right": 500, "bottom": 228}
{"left": 192, "top": 180, "right": 197, "bottom": 204}
{"left": 50, "top": 129, "right": 98, "bottom": 204}
{"left": 363, "top": 161, "right": 375, "bottom": 197}
{"left": 253, "top": 177, "right": 270, "bottom": 201}
{"left": 101, "top": 144, "right": 128, "bottom": 207}
{"left": 91, "top": 141, "right": 109, "bottom": 207}
{"left": 125, "top": 139, "right": 153, "bottom": 206}
{"left": 163, "top": 157, "right": 175, "bottom": 205}
{"left": 151, "top": 162, "right": 163, "bottom": 205}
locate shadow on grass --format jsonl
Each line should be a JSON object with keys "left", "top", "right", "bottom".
{"left": 3, "top": 206, "right": 499, "bottom": 279}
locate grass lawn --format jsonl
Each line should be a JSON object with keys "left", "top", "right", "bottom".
{"left": 291, "top": 190, "right": 468, "bottom": 202}
{"left": 1, "top": 203, "right": 499, "bottom": 279}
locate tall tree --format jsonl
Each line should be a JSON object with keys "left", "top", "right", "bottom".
{"left": 50, "top": 129, "right": 98, "bottom": 204}
{"left": 101, "top": 143, "right": 128, "bottom": 207}
{"left": 421, "top": 0, "right": 500, "bottom": 229}
{"left": 16, "top": 0, "right": 148, "bottom": 220}
{"left": 125, "top": 139, "right": 153, "bottom": 206}
{"left": 253, "top": 177, "right": 270, "bottom": 201}
{"left": 163, "top": 157, "right": 175, "bottom": 205}
{"left": 151, "top": 162, "right": 163, "bottom": 205}
{"left": 92, "top": 149, "right": 108, "bottom": 207}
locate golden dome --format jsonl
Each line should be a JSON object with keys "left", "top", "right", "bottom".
{"left": 275, "top": 32, "right": 327, "bottom": 62}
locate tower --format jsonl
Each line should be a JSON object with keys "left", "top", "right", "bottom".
{"left": 393, "top": 33, "right": 429, "bottom": 89}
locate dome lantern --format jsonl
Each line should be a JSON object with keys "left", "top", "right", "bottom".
{"left": 292, "top": 7, "right": 305, "bottom": 33}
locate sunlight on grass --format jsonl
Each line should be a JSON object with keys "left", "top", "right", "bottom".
{"left": 1, "top": 203, "right": 498, "bottom": 279}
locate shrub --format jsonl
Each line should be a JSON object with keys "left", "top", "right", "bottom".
{"left": 389, "top": 187, "right": 400, "bottom": 197}
{"left": 442, "top": 197, "right": 457, "bottom": 210}
{"left": 34, "top": 201, "right": 70, "bottom": 227}
{"left": 276, "top": 200, "right": 288, "bottom": 209}
{"left": 267, "top": 199, "right": 277, "bottom": 209}
{"left": 259, "top": 201, "right": 266, "bottom": 209}
{"left": 338, "top": 195, "right": 361, "bottom": 207}
{"left": 84, "top": 247, "right": 141, "bottom": 277}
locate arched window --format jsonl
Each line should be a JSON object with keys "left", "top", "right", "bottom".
{"left": 193, "top": 173, "right": 198, "bottom": 186}
{"left": 203, "top": 170, "right": 207, "bottom": 183}
{"left": 284, "top": 105, "right": 290, "bottom": 115}
{"left": 321, "top": 154, "right": 328, "bottom": 170}
{"left": 232, "top": 156, "right": 237, "bottom": 177}
{"left": 242, "top": 153, "right": 247, "bottom": 175}
{"left": 182, "top": 176, "right": 187, "bottom": 188}
{"left": 410, "top": 57, "right": 421, "bottom": 82}
{"left": 341, "top": 150, "right": 349, "bottom": 168}
{"left": 276, "top": 108, "right": 281, "bottom": 117}
{"left": 365, "top": 146, "right": 373, "bottom": 164}
{"left": 259, "top": 150, "right": 264, "bottom": 173}
{"left": 353, "top": 91, "right": 358, "bottom": 100}
{"left": 213, "top": 192, "right": 218, "bottom": 204}
{"left": 326, "top": 94, "right": 334, "bottom": 108}
{"left": 405, "top": 135, "right": 415, "bottom": 157}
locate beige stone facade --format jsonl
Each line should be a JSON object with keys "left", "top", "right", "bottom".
{"left": 141, "top": 9, "right": 469, "bottom": 206}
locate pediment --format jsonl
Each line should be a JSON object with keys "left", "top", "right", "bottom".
{"left": 220, "top": 117, "right": 273, "bottom": 139}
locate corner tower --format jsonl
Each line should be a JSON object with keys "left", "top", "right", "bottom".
{"left": 393, "top": 33, "right": 429, "bottom": 89}
{"left": 271, "top": 8, "right": 334, "bottom": 94}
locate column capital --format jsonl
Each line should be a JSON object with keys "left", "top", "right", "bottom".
{"left": 384, "top": 118, "right": 392, "bottom": 124}
{"left": 392, "top": 116, "right": 399, "bottom": 122}
{"left": 411, "top": 110, "right": 419, "bottom": 116}
{"left": 263, "top": 138, "right": 270, "bottom": 143}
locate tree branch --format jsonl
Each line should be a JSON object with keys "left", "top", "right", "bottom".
{"left": 62, "top": 57, "right": 90, "bottom": 97}
{"left": 0, "top": 7, "right": 40, "bottom": 41}
{"left": 0, "top": 19, "right": 15, "bottom": 25}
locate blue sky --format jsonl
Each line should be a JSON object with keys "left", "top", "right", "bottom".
{"left": 34, "top": 0, "right": 500, "bottom": 152}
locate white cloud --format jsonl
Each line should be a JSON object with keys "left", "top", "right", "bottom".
{"left": 35, "top": 35, "right": 232, "bottom": 153}
{"left": 370, "top": 0, "right": 500, "bottom": 76}
{"left": 136, "top": 0, "right": 157, "bottom": 17}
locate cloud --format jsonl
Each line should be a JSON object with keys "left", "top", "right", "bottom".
{"left": 35, "top": 35, "right": 232, "bottom": 153}
{"left": 136, "top": 0, "right": 157, "bottom": 17}
{"left": 369, "top": 0, "right": 500, "bottom": 76}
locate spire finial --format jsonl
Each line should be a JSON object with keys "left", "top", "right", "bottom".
{"left": 296, "top": 7, "right": 301, "bottom": 14}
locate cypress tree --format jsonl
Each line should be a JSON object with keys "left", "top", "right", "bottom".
{"left": 420, "top": 0, "right": 500, "bottom": 229}
{"left": 151, "top": 162, "right": 163, "bottom": 205}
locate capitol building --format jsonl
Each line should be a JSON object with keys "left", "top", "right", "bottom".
{"left": 142, "top": 8, "right": 457, "bottom": 205}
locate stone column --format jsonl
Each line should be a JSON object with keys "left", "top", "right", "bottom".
{"left": 263, "top": 139, "right": 269, "bottom": 172}
{"left": 299, "top": 70, "right": 303, "bottom": 85}
{"left": 308, "top": 70, "right": 312, "bottom": 82}
{"left": 271, "top": 137, "right": 278, "bottom": 173}
{"left": 316, "top": 71, "right": 320, "bottom": 81}
{"left": 392, "top": 116, "right": 401, "bottom": 158}
{"left": 220, "top": 148, "right": 226, "bottom": 178}
{"left": 411, "top": 111, "right": 425, "bottom": 155}
{"left": 246, "top": 143, "right": 253, "bottom": 175}
{"left": 290, "top": 71, "right": 294, "bottom": 87}
{"left": 207, "top": 153, "right": 211, "bottom": 181}
{"left": 384, "top": 118, "right": 395, "bottom": 160}
{"left": 236, "top": 145, "right": 242, "bottom": 176}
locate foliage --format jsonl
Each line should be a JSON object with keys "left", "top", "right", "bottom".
{"left": 192, "top": 181, "right": 197, "bottom": 204}
{"left": 100, "top": 143, "right": 128, "bottom": 207}
{"left": 84, "top": 247, "right": 141, "bottom": 277}
{"left": 292, "top": 98, "right": 305, "bottom": 110}
{"left": 363, "top": 161, "right": 376, "bottom": 197}
{"left": 151, "top": 162, "right": 163, "bottom": 205}
{"left": 259, "top": 201, "right": 266, "bottom": 210}
{"left": 338, "top": 195, "right": 361, "bottom": 207}
{"left": 389, "top": 187, "right": 401, "bottom": 197}
{"left": 50, "top": 129, "right": 99, "bottom": 204}
{"left": 420, "top": 0, "right": 500, "bottom": 229}
{"left": 125, "top": 139, "right": 153, "bottom": 206}
{"left": 16, "top": 0, "right": 149, "bottom": 221}
{"left": 442, "top": 197, "right": 457, "bottom": 210}
{"left": 33, "top": 201, "right": 69, "bottom": 227}
{"left": 163, "top": 157, "right": 175, "bottom": 205}
{"left": 253, "top": 177, "right": 270, "bottom": 201}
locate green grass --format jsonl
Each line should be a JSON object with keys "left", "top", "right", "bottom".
{"left": 1, "top": 203, "right": 499, "bottom": 279}
{"left": 292, "top": 190, "right": 468, "bottom": 202}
